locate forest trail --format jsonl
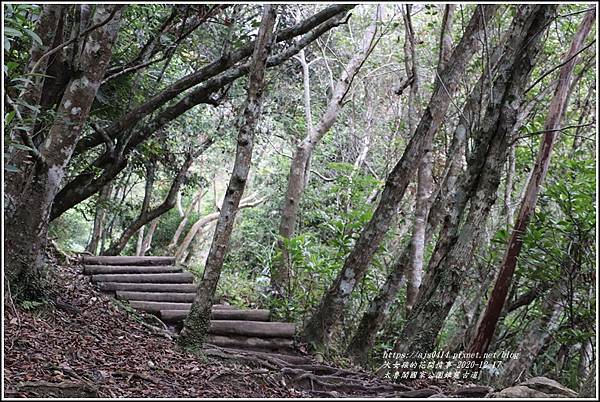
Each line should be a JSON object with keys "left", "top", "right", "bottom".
{"left": 82, "top": 255, "right": 299, "bottom": 356}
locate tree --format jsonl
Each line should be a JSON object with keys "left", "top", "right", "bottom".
{"left": 272, "top": 5, "right": 382, "bottom": 300}
{"left": 177, "top": 5, "right": 277, "bottom": 349}
{"left": 49, "top": 5, "right": 355, "bottom": 222}
{"left": 392, "top": 4, "right": 557, "bottom": 358}
{"left": 468, "top": 7, "right": 596, "bottom": 357}
{"left": 4, "top": 5, "right": 124, "bottom": 300}
{"left": 302, "top": 4, "right": 499, "bottom": 351}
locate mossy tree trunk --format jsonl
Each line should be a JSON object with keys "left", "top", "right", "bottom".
{"left": 4, "top": 5, "right": 124, "bottom": 301}
{"left": 177, "top": 5, "right": 277, "bottom": 350}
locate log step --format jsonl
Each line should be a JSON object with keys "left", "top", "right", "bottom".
{"left": 129, "top": 301, "right": 192, "bottom": 312}
{"left": 205, "top": 334, "right": 292, "bottom": 351}
{"left": 82, "top": 255, "right": 176, "bottom": 266}
{"left": 84, "top": 265, "right": 182, "bottom": 274}
{"left": 160, "top": 309, "right": 270, "bottom": 322}
{"left": 209, "top": 320, "right": 295, "bottom": 338}
{"left": 116, "top": 291, "right": 196, "bottom": 303}
{"left": 205, "top": 347, "right": 311, "bottom": 365}
{"left": 128, "top": 301, "right": 237, "bottom": 313}
{"left": 91, "top": 272, "right": 194, "bottom": 283}
{"left": 97, "top": 282, "right": 198, "bottom": 293}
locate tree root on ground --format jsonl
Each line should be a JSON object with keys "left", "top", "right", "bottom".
{"left": 202, "top": 345, "right": 415, "bottom": 396}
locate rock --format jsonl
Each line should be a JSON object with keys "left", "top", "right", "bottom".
{"left": 428, "top": 393, "right": 448, "bottom": 398}
{"left": 16, "top": 381, "right": 98, "bottom": 398}
{"left": 493, "top": 385, "right": 555, "bottom": 398}
{"left": 451, "top": 385, "right": 493, "bottom": 397}
{"left": 521, "top": 377, "right": 578, "bottom": 398}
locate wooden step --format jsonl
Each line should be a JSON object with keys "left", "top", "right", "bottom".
{"left": 91, "top": 272, "right": 194, "bottom": 284}
{"left": 205, "top": 334, "right": 293, "bottom": 351}
{"left": 128, "top": 301, "right": 236, "bottom": 313}
{"left": 160, "top": 309, "right": 270, "bottom": 323}
{"left": 97, "top": 282, "right": 198, "bottom": 293}
{"left": 204, "top": 347, "right": 311, "bottom": 365}
{"left": 116, "top": 291, "right": 196, "bottom": 303}
{"left": 84, "top": 265, "right": 182, "bottom": 275}
{"left": 209, "top": 320, "right": 295, "bottom": 338}
{"left": 81, "top": 256, "right": 175, "bottom": 266}
{"left": 129, "top": 301, "right": 192, "bottom": 312}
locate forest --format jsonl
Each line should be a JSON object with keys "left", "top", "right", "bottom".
{"left": 3, "top": 2, "right": 598, "bottom": 399}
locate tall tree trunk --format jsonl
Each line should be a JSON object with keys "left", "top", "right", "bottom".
{"left": 174, "top": 194, "right": 264, "bottom": 262}
{"left": 140, "top": 218, "right": 160, "bottom": 256}
{"left": 4, "top": 5, "right": 123, "bottom": 300}
{"left": 345, "top": 18, "right": 503, "bottom": 362}
{"left": 402, "top": 5, "right": 420, "bottom": 135}
{"left": 302, "top": 5, "right": 499, "bottom": 351}
{"left": 6, "top": 5, "right": 62, "bottom": 148}
{"left": 176, "top": 190, "right": 185, "bottom": 217}
{"left": 579, "top": 362, "right": 596, "bottom": 398}
{"left": 468, "top": 9, "right": 595, "bottom": 356}
{"left": 177, "top": 5, "right": 277, "bottom": 350}
{"left": 272, "top": 6, "right": 382, "bottom": 299}
{"left": 86, "top": 183, "right": 113, "bottom": 254}
{"left": 135, "top": 226, "right": 145, "bottom": 256}
{"left": 503, "top": 144, "right": 517, "bottom": 228}
{"left": 406, "top": 3, "right": 454, "bottom": 315}
{"left": 392, "top": 5, "right": 555, "bottom": 358}
{"left": 168, "top": 188, "right": 207, "bottom": 252}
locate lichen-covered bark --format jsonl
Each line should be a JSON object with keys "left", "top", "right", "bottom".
{"left": 406, "top": 3, "right": 454, "bottom": 315}
{"left": 272, "top": 6, "right": 382, "bottom": 299}
{"left": 302, "top": 5, "right": 499, "bottom": 351}
{"left": 579, "top": 362, "right": 596, "bottom": 398}
{"left": 4, "top": 5, "right": 123, "bottom": 300}
{"left": 178, "top": 5, "right": 277, "bottom": 349}
{"left": 392, "top": 5, "right": 555, "bottom": 358}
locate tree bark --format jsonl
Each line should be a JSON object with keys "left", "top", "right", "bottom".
{"left": 6, "top": 5, "right": 62, "bottom": 148}
{"left": 578, "top": 362, "right": 596, "bottom": 398}
{"left": 174, "top": 194, "right": 265, "bottom": 262}
{"left": 405, "top": 3, "right": 454, "bottom": 315}
{"left": 177, "top": 5, "right": 277, "bottom": 350}
{"left": 272, "top": 5, "right": 382, "bottom": 300}
{"left": 168, "top": 188, "right": 207, "bottom": 252}
{"left": 302, "top": 5, "right": 499, "bottom": 351}
{"left": 139, "top": 217, "right": 160, "bottom": 256}
{"left": 4, "top": 5, "right": 123, "bottom": 300}
{"left": 468, "top": 8, "right": 595, "bottom": 356}
{"left": 392, "top": 5, "right": 555, "bottom": 358}
{"left": 86, "top": 183, "right": 113, "bottom": 254}
{"left": 135, "top": 226, "right": 145, "bottom": 256}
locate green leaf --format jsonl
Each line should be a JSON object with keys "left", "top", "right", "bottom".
{"left": 10, "top": 143, "right": 35, "bottom": 151}
{"left": 5, "top": 111, "right": 15, "bottom": 125}
{"left": 24, "top": 28, "right": 43, "bottom": 46}
{"left": 4, "top": 27, "right": 22, "bottom": 38}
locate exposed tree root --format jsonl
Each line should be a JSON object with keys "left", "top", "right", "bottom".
{"left": 201, "top": 345, "right": 414, "bottom": 396}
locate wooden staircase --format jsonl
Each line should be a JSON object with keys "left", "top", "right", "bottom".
{"left": 81, "top": 255, "right": 297, "bottom": 355}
